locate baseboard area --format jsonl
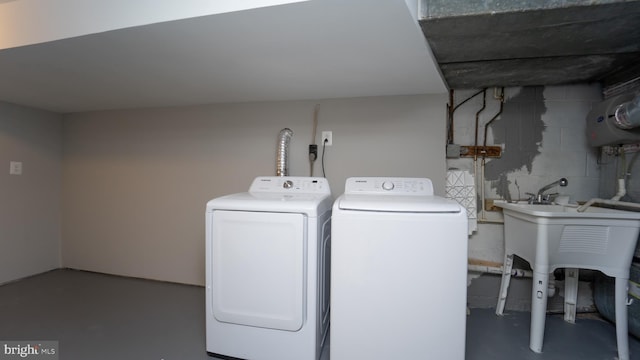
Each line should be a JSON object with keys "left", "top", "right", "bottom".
{"left": 467, "top": 272, "right": 596, "bottom": 313}
{"left": 0, "top": 267, "right": 61, "bottom": 287}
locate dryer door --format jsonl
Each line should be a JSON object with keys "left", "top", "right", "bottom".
{"left": 211, "top": 210, "right": 306, "bottom": 331}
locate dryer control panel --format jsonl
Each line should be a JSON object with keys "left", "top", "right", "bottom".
{"left": 250, "top": 176, "right": 331, "bottom": 194}
{"left": 344, "top": 177, "right": 433, "bottom": 196}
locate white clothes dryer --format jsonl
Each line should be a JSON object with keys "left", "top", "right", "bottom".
{"left": 331, "top": 177, "right": 468, "bottom": 360}
{"left": 205, "top": 176, "right": 332, "bottom": 360}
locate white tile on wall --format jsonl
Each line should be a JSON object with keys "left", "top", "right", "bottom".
{"left": 468, "top": 223, "right": 505, "bottom": 265}
{"left": 568, "top": 176, "right": 600, "bottom": 202}
{"left": 542, "top": 86, "right": 567, "bottom": 100}
{"left": 586, "top": 148, "right": 601, "bottom": 178}
{"left": 510, "top": 173, "right": 547, "bottom": 200}
{"left": 530, "top": 150, "right": 587, "bottom": 178}
{"left": 503, "top": 87, "right": 523, "bottom": 100}
{"left": 564, "top": 84, "right": 603, "bottom": 101}
{"left": 545, "top": 101, "right": 590, "bottom": 129}
{"left": 561, "top": 127, "right": 589, "bottom": 151}
{"left": 544, "top": 85, "right": 602, "bottom": 102}
{"left": 541, "top": 126, "right": 562, "bottom": 151}
{"left": 486, "top": 122, "right": 507, "bottom": 148}
{"left": 454, "top": 125, "right": 473, "bottom": 142}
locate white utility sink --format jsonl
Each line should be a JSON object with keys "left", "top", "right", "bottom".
{"left": 494, "top": 201, "right": 640, "bottom": 360}
{"left": 497, "top": 202, "right": 640, "bottom": 220}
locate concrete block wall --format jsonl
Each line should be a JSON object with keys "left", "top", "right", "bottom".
{"left": 447, "top": 84, "right": 602, "bottom": 265}
{"left": 599, "top": 149, "right": 640, "bottom": 202}
{"left": 450, "top": 84, "right": 607, "bottom": 309}
{"left": 597, "top": 126, "right": 640, "bottom": 258}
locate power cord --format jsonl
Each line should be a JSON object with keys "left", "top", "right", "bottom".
{"left": 321, "top": 138, "right": 328, "bottom": 178}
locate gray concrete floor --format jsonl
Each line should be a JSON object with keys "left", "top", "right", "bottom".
{"left": 1, "top": 269, "right": 639, "bottom": 360}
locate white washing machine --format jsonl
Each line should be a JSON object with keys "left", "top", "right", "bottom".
{"left": 331, "top": 177, "right": 468, "bottom": 360}
{"left": 205, "top": 176, "right": 332, "bottom": 360}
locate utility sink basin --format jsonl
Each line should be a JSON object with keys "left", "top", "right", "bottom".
{"left": 495, "top": 202, "right": 640, "bottom": 277}
{"left": 497, "top": 202, "right": 640, "bottom": 221}
{"left": 494, "top": 201, "right": 640, "bottom": 360}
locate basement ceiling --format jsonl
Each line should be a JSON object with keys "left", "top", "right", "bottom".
{"left": 419, "top": 0, "right": 640, "bottom": 89}
{"left": 4, "top": 1, "right": 639, "bottom": 113}
{"left": 0, "top": 0, "right": 445, "bottom": 113}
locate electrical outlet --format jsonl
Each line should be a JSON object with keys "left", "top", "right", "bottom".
{"left": 321, "top": 131, "right": 333, "bottom": 146}
{"left": 9, "top": 161, "right": 22, "bottom": 175}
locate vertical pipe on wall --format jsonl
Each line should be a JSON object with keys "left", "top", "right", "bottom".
{"left": 474, "top": 89, "right": 487, "bottom": 161}
{"left": 479, "top": 87, "right": 505, "bottom": 223}
{"left": 309, "top": 105, "right": 319, "bottom": 176}
{"left": 483, "top": 87, "right": 504, "bottom": 148}
{"left": 276, "top": 128, "right": 293, "bottom": 177}
{"left": 447, "top": 89, "right": 454, "bottom": 144}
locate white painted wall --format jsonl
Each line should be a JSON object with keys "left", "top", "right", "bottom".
{"left": 0, "top": 102, "right": 62, "bottom": 284}
{"left": 61, "top": 95, "right": 447, "bottom": 285}
{"left": 0, "top": 84, "right": 605, "bottom": 287}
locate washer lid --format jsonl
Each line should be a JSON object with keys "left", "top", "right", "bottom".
{"left": 337, "top": 194, "right": 462, "bottom": 213}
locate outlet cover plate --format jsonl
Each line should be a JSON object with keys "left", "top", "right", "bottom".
{"left": 322, "top": 131, "right": 332, "bottom": 146}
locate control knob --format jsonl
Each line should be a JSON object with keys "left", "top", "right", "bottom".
{"left": 382, "top": 181, "right": 395, "bottom": 191}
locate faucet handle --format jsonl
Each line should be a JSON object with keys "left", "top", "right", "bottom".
{"left": 525, "top": 192, "right": 537, "bottom": 204}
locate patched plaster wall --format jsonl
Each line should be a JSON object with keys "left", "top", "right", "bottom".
{"left": 447, "top": 84, "right": 602, "bottom": 264}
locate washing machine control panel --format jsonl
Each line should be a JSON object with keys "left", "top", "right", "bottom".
{"left": 250, "top": 176, "right": 331, "bottom": 194}
{"left": 344, "top": 177, "right": 434, "bottom": 195}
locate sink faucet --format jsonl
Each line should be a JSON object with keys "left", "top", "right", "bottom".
{"left": 527, "top": 178, "right": 568, "bottom": 204}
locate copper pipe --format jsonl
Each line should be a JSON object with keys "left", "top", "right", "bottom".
{"left": 483, "top": 87, "right": 505, "bottom": 150}
{"left": 474, "top": 89, "right": 487, "bottom": 161}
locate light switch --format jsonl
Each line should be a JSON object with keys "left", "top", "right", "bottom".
{"left": 10, "top": 161, "right": 22, "bottom": 175}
